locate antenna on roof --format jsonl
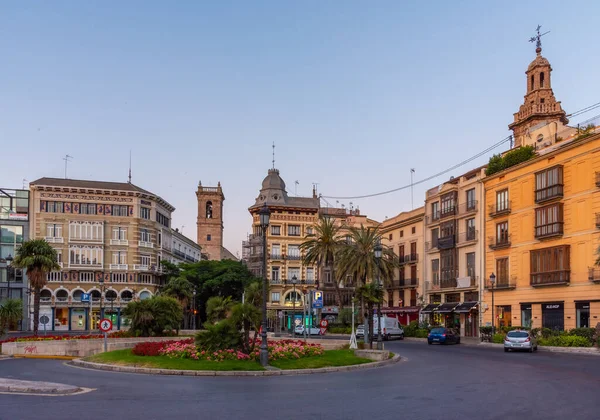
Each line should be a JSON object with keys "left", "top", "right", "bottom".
{"left": 295, "top": 180, "right": 299, "bottom": 196}
{"left": 128, "top": 150, "right": 132, "bottom": 183}
{"left": 272, "top": 142, "right": 276, "bottom": 169}
{"left": 410, "top": 168, "right": 415, "bottom": 210}
{"left": 63, "top": 155, "right": 73, "bottom": 179}
{"left": 22, "top": 179, "right": 28, "bottom": 189}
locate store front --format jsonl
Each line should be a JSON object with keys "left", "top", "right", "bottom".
{"left": 576, "top": 302, "right": 590, "bottom": 328}
{"left": 434, "top": 303, "right": 460, "bottom": 329}
{"left": 496, "top": 305, "right": 512, "bottom": 329}
{"left": 321, "top": 306, "right": 339, "bottom": 324}
{"left": 542, "top": 302, "right": 564, "bottom": 331}
{"left": 70, "top": 308, "right": 87, "bottom": 331}
{"left": 421, "top": 304, "right": 439, "bottom": 325}
{"left": 54, "top": 307, "right": 69, "bottom": 331}
{"left": 454, "top": 302, "right": 478, "bottom": 337}
{"left": 381, "top": 306, "right": 420, "bottom": 326}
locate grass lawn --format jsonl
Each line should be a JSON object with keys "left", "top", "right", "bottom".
{"left": 270, "top": 350, "right": 372, "bottom": 370}
{"left": 86, "top": 349, "right": 265, "bottom": 371}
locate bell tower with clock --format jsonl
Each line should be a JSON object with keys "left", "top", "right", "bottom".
{"left": 196, "top": 181, "right": 225, "bottom": 260}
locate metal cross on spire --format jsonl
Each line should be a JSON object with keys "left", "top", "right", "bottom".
{"left": 529, "top": 25, "right": 550, "bottom": 54}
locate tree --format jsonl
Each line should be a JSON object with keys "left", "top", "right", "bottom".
{"left": 161, "top": 276, "right": 193, "bottom": 328}
{"left": 354, "top": 284, "right": 384, "bottom": 349}
{"left": 0, "top": 298, "right": 23, "bottom": 335}
{"left": 230, "top": 302, "right": 261, "bottom": 354}
{"left": 12, "top": 239, "right": 60, "bottom": 335}
{"left": 300, "top": 217, "right": 344, "bottom": 307}
{"left": 243, "top": 279, "right": 263, "bottom": 307}
{"left": 335, "top": 225, "right": 399, "bottom": 347}
{"left": 123, "top": 296, "right": 182, "bottom": 337}
{"left": 206, "top": 296, "right": 233, "bottom": 324}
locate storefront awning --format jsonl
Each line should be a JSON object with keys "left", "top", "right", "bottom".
{"left": 454, "top": 301, "right": 479, "bottom": 313}
{"left": 434, "top": 303, "right": 460, "bottom": 313}
{"left": 381, "top": 306, "right": 421, "bottom": 314}
{"left": 421, "top": 304, "right": 439, "bottom": 314}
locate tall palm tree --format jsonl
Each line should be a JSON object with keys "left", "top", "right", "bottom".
{"left": 300, "top": 217, "right": 345, "bottom": 308}
{"left": 335, "top": 225, "right": 399, "bottom": 346}
{"left": 161, "top": 276, "right": 193, "bottom": 328}
{"left": 12, "top": 239, "right": 60, "bottom": 335}
{"left": 206, "top": 296, "right": 233, "bottom": 324}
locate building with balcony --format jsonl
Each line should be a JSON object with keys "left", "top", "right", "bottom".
{"left": 482, "top": 45, "right": 600, "bottom": 331}
{"left": 380, "top": 207, "right": 424, "bottom": 325}
{"left": 29, "top": 177, "right": 175, "bottom": 331}
{"left": 0, "top": 187, "right": 30, "bottom": 330}
{"left": 422, "top": 167, "right": 486, "bottom": 337}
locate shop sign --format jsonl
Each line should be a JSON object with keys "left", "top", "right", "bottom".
{"left": 544, "top": 303, "right": 563, "bottom": 310}
{"left": 322, "top": 306, "right": 339, "bottom": 314}
{"left": 8, "top": 212, "right": 27, "bottom": 220}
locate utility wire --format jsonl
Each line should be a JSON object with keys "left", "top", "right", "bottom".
{"left": 322, "top": 102, "right": 600, "bottom": 200}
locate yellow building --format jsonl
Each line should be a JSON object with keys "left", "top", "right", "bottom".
{"left": 380, "top": 207, "right": 424, "bottom": 325}
{"left": 482, "top": 45, "right": 600, "bottom": 331}
{"left": 29, "top": 177, "right": 176, "bottom": 331}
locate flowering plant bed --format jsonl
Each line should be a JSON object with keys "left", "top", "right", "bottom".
{"left": 1, "top": 334, "right": 106, "bottom": 344}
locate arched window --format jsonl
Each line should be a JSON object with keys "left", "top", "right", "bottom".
{"left": 139, "top": 291, "right": 151, "bottom": 300}
{"left": 285, "top": 291, "right": 302, "bottom": 303}
{"left": 72, "top": 290, "right": 83, "bottom": 301}
{"left": 530, "top": 74, "right": 534, "bottom": 90}
{"left": 540, "top": 72, "right": 545, "bottom": 88}
{"left": 40, "top": 289, "right": 52, "bottom": 302}
{"left": 206, "top": 201, "right": 213, "bottom": 219}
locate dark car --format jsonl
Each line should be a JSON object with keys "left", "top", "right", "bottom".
{"left": 427, "top": 327, "right": 461, "bottom": 345}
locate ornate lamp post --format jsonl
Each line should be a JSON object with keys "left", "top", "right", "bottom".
{"left": 489, "top": 273, "right": 496, "bottom": 335}
{"left": 258, "top": 204, "right": 271, "bottom": 367}
{"left": 192, "top": 287, "right": 197, "bottom": 330}
{"left": 374, "top": 241, "right": 383, "bottom": 350}
{"left": 5, "top": 254, "right": 14, "bottom": 300}
{"left": 291, "top": 275, "right": 298, "bottom": 336}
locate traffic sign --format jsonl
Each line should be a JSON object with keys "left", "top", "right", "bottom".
{"left": 319, "top": 319, "right": 328, "bottom": 328}
{"left": 99, "top": 318, "right": 113, "bottom": 332}
{"left": 312, "top": 291, "right": 323, "bottom": 309}
{"left": 81, "top": 293, "right": 91, "bottom": 303}
{"left": 40, "top": 315, "right": 50, "bottom": 325}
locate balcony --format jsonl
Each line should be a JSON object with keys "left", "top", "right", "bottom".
{"left": 400, "top": 253, "right": 419, "bottom": 264}
{"left": 440, "top": 278, "right": 457, "bottom": 289}
{"left": 535, "top": 222, "right": 564, "bottom": 239}
{"left": 596, "top": 213, "right": 600, "bottom": 229}
{"left": 488, "top": 235, "right": 511, "bottom": 250}
{"left": 531, "top": 270, "right": 570, "bottom": 287}
{"left": 269, "top": 253, "right": 283, "bottom": 260}
{"left": 596, "top": 172, "right": 600, "bottom": 187}
{"left": 458, "top": 201, "right": 478, "bottom": 215}
{"left": 425, "top": 240, "right": 439, "bottom": 253}
{"left": 133, "top": 264, "right": 150, "bottom": 271}
{"left": 588, "top": 268, "right": 600, "bottom": 283}
{"left": 270, "top": 278, "right": 282, "bottom": 284}
{"left": 489, "top": 201, "right": 511, "bottom": 218}
{"left": 535, "top": 184, "right": 564, "bottom": 204}
{"left": 286, "top": 255, "right": 302, "bottom": 261}
{"left": 45, "top": 236, "right": 64, "bottom": 243}
{"left": 69, "top": 261, "right": 102, "bottom": 268}
{"left": 485, "top": 276, "right": 517, "bottom": 290}
{"left": 457, "top": 230, "right": 478, "bottom": 246}
{"left": 426, "top": 211, "right": 441, "bottom": 225}
{"left": 440, "top": 206, "right": 457, "bottom": 220}
{"left": 138, "top": 241, "right": 154, "bottom": 248}
{"left": 109, "top": 264, "right": 128, "bottom": 270}
{"left": 110, "top": 239, "right": 129, "bottom": 246}
{"left": 437, "top": 235, "right": 455, "bottom": 250}
{"left": 390, "top": 278, "right": 419, "bottom": 288}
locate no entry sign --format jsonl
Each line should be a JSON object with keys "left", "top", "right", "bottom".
{"left": 99, "top": 318, "right": 113, "bottom": 332}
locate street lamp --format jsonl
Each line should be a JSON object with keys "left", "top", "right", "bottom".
{"left": 258, "top": 203, "right": 271, "bottom": 367}
{"left": 374, "top": 240, "right": 383, "bottom": 350}
{"left": 291, "top": 275, "right": 298, "bottom": 336}
{"left": 192, "top": 287, "right": 197, "bottom": 330}
{"left": 5, "top": 254, "right": 14, "bottom": 300}
{"left": 489, "top": 273, "right": 496, "bottom": 335}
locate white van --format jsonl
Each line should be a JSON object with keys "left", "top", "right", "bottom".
{"left": 373, "top": 316, "right": 404, "bottom": 340}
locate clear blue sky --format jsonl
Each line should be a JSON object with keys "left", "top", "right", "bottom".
{"left": 2, "top": 1, "right": 598, "bottom": 256}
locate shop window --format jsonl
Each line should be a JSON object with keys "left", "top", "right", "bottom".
{"left": 521, "top": 304, "right": 532, "bottom": 328}
{"left": 576, "top": 302, "right": 590, "bottom": 328}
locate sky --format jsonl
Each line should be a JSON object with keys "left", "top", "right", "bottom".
{"left": 2, "top": 1, "right": 599, "bottom": 256}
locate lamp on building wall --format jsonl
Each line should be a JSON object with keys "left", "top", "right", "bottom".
{"left": 374, "top": 240, "right": 383, "bottom": 350}
{"left": 489, "top": 273, "right": 496, "bottom": 335}
{"left": 258, "top": 203, "right": 271, "bottom": 367}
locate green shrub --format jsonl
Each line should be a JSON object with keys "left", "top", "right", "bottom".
{"left": 328, "top": 326, "right": 352, "bottom": 334}
{"left": 479, "top": 326, "right": 492, "bottom": 335}
{"left": 531, "top": 328, "right": 541, "bottom": 338}
{"left": 568, "top": 328, "right": 595, "bottom": 344}
{"left": 414, "top": 329, "right": 429, "bottom": 338}
{"left": 195, "top": 320, "right": 242, "bottom": 352}
{"left": 539, "top": 335, "right": 592, "bottom": 347}
{"left": 541, "top": 328, "right": 554, "bottom": 339}
{"left": 492, "top": 334, "right": 505, "bottom": 344}
{"left": 123, "top": 296, "right": 182, "bottom": 337}
{"left": 403, "top": 321, "right": 420, "bottom": 337}
{"left": 485, "top": 145, "right": 536, "bottom": 176}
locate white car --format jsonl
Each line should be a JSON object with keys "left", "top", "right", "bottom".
{"left": 294, "top": 325, "right": 321, "bottom": 336}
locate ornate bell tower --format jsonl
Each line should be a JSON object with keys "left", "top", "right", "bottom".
{"left": 196, "top": 181, "right": 225, "bottom": 260}
{"left": 509, "top": 26, "right": 568, "bottom": 147}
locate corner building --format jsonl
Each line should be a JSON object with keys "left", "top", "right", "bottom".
{"left": 29, "top": 178, "right": 174, "bottom": 331}
{"left": 482, "top": 46, "right": 600, "bottom": 331}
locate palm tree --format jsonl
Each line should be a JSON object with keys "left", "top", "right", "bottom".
{"left": 12, "top": 239, "right": 60, "bottom": 335}
{"left": 335, "top": 225, "right": 399, "bottom": 347}
{"left": 300, "top": 217, "right": 345, "bottom": 308}
{"left": 0, "top": 298, "right": 23, "bottom": 335}
{"left": 161, "top": 276, "right": 193, "bottom": 328}
{"left": 230, "top": 302, "right": 261, "bottom": 354}
{"left": 206, "top": 296, "right": 233, "bottom": 324}
{"left": 354, "top": 284, "right": 384, "bottom": 349}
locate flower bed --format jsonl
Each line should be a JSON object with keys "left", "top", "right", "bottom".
{"left": 0, "top": 334, "right": 106, "bottom": 344}
{"left": 135, "top": 338, "right": 324, "bottom": 362}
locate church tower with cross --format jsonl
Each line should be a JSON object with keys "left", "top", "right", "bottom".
{"left": 196, "top": 181, "right": 225, "bottom": 260}
{"left": 509, "top": 26, "right": 569, "bottom": 148}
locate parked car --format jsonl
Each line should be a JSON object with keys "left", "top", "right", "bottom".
{"left": 504, "top": 330, "right": 537, "bottom": 352}
{"left": 427, "top": 327, "right": 461, "bottom": 345}
{"left": 294, "top": 325, "right": 321, "bottom": 336}
{"left": 356, "top": 324, "right": 365, "bottom": 338}
{"left": 374, "top": 316, "right": 404, "bottom": 340}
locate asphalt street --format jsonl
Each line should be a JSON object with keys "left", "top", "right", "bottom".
{"left": 1, "top": 341, "right": 598, "bottom": 420}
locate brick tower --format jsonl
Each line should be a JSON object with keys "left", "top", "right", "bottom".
{"left": 196, "top": 181, "right": 225, "bottom": 260}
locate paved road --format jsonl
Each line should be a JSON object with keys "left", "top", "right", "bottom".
{"left": 1, "top": 341, "right": 598, "bottom": 420}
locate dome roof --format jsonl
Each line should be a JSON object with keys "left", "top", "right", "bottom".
{"left": 261, "top": 169, "right": 286, "bottom": 191}
{"left": 528, "top": 53, "right": 550, "bottom": 71}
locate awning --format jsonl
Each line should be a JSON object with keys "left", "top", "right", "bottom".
{"left": 421, "top": 304, "right": 439, "bottom": 314}
{"left": 434, "top": 303, "right": 460, "bottom": 313}
{"left": 454, "top": 301, "right": 479, "bottom": 313}
{"left": 381, "top": 306, "right": 421, "bottom": 314}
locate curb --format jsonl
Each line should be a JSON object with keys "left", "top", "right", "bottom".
{"left": 12, "top": 355, "right": 77, "bottom": 360}
{"left": 68, "top": 354, "right": 402, "bottom": 377}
